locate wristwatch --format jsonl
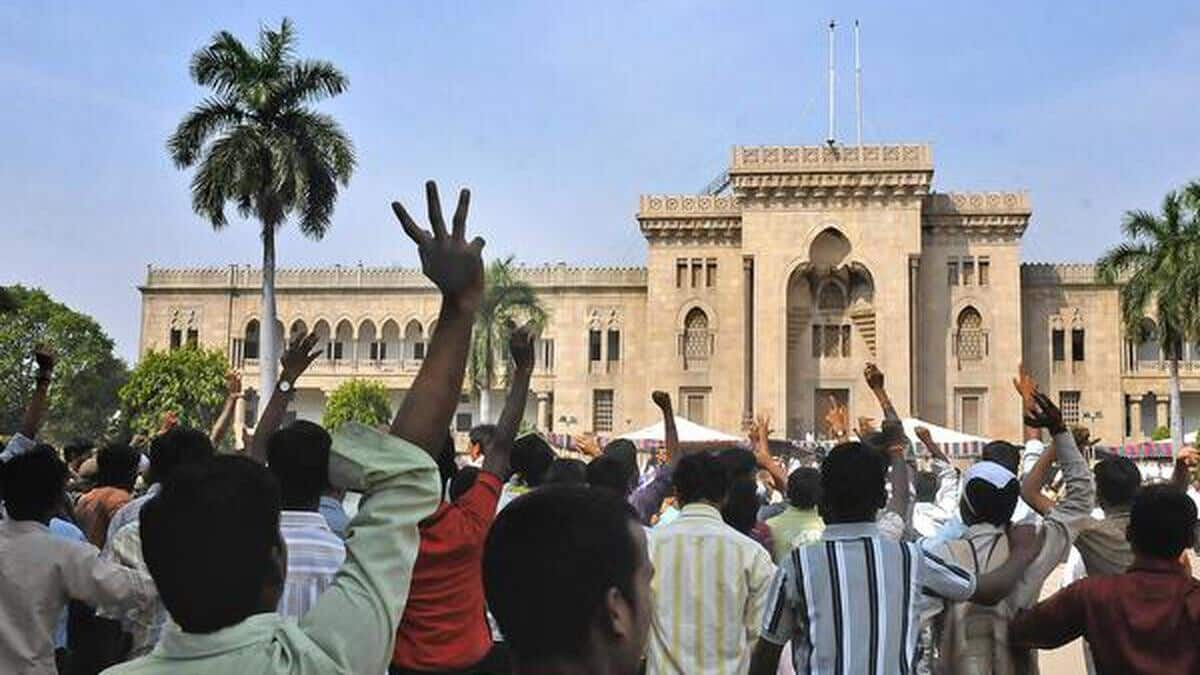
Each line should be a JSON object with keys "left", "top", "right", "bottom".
{"left": 278, "top": 380, "right": 293, "bottom": 394}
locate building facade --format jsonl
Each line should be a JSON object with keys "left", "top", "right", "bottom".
{"left": 138, "top": 143, "right": 1200, "bottom": 446}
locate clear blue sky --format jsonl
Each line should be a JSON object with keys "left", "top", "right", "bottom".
{"left": 3, "top": 1, "right": 1199, "bottom": 361}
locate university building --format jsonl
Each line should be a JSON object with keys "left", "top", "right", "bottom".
{"left": 138, "top": 142, "right": 1200, "bottom": 446}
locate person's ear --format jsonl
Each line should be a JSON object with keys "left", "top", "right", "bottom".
{"left": 604, "top": 586, "right": 633, "bottom": 640}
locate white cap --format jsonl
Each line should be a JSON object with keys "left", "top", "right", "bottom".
{"left": 962, "top": 460, "right": 1017, "bottom": 490}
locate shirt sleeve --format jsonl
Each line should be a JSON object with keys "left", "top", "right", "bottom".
{"left": 0, "top": 432, "right": 37, "bottom": 463}
{"left": 58, "top": 536, "right": 156, "bottom": 613}
{"left": 629, "top": 464, "right": 673, "bottom": 525}
{"left": 917, "top": 541, "right": 976, "bottom": 602}
{"left": 932, "top": 459, "right": 960, "bottom": 515}
{"left": 1011, "top": 440, "right": 1046, "bottom": 525}
{"left": 1046, "top": 431, "right": 1096, "bottom": 531}
{"left": 454, "top": 471, "right": 503, "bottom": 542}
{"left": 1008, "top": 579, "right": 1089, "bottom": 649}
{"left": 744, "top": 546, "right": 778, "bottom": 642}
{"left": 876, "top": 511, "right": 907, "bottom": 542}
{"left": 759, "top": 556, "right": 799, "bottom": 646}
{"left": 299, "top": 423, "right": 441, "bottom": 675}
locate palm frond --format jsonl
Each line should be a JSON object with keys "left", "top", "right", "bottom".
{"left": 259, "top": 18, "right": 296, "bottom": 70}
{"left": 271, "top": 60, "right": 348, "bottom": 109}
{"left": 190, "top": 31, "right": 256, "bottom": 97}
{"left": 1095, "top": 242, "right": 1151, "bottom": 284}
{"left": 1161, "top": 191, "right": 1183, "bottom": 236}
{"left": 1120, "top": 209, "right": 1167, "bottom": 243}
{"left": 167, "top": 97, "right": 246, "bottom": 167}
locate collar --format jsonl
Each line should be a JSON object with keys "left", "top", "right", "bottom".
{"left": 154, "top": 612, "right": 281, "bottom": 659}
{"left": 1129, "top": 555, "right": 1190, "bottom": 576}
{"left": 821, "top": 521, "right": 880, "bottom": 540}
{"left": 279, "top": 510, "right": 332, "bottom": 531}
{"left": 678, "top": 503, "right": 723, "bottom": 521}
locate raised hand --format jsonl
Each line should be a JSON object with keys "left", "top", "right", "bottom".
{"left": 280, "top": 331, "right": 322, "bottom": 384}
{"left": 1012, "top": 362, "right": 1038, "bottom": 412}
{"left": 225, "top": 371, "right": 243, "bottom": 397}
{"left": 33, "top": 345, "right": 56, "bottom": 380}
{"left": 158, "top": 411, "right": 179, "bottom": 435}
{"left": 573, "top": 434, "right": 602, "bottom": 458}
{"left": 864, "top": 362, "right": 884, "bottom": 391}
{"left": 509, "top": 323, "right": 537, "bottom": 372}
{"left": 392, "top": 181, "right": 485, "bottom": 312}
{"left": 1024, "top": 391, "right": 1066, "bottom": 435}
{"left": 652, "top": 390, "right": 672, "bottom": 411}
{"left": 914, "top": 425, "right": 934, "bottom": 447}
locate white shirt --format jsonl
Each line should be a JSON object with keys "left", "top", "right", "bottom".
{"left": 277, "top": 510, "right": 346, "bottom": 619}
{"left": 646, "top": 503, "right": 776, "bottom": 675}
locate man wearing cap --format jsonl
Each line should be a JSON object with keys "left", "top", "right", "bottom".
{"left": 922, "top": 391, "right": 1095, "bottom": 674}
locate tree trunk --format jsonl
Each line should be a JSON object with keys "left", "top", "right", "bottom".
{"left": 259, "top": 226, "right": 280, "bottom": 418}
{"left": 1169, "top": 350, "right": 1185, "bottom": 451}
{"left": 478, "top": 388, "right": 491, "bottom": 425}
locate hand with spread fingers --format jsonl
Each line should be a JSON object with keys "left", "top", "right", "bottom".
{"left": 392, "top": 181, "right": 485, "bottom": 312}
{"left": 280, "top": 331, "right": 323, "bottom": 385}
{"left": 509, "top": 323, "right": 537, "bottom": 373}
{"left": 1024, "top": 391, "right": 1067, "bottom": 436}
{"left": 1012, "top": 362, "right": 1038, "bottom": 412}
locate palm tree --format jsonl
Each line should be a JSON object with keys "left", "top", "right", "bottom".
{"left": 167, "top": 18, "right": 355, "bottom": 406}
{"left": 470, "top": 257, "right": 547, "bottom": 423}
{"left": 1097, "top": 183, "right": 1200, "bottom": 450}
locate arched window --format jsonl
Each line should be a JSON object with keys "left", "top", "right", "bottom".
{"left": 817, "top": 282, "right": 847, "bottom": 312}
{"left": 311, "top": 320, "right": 332, "bottom": 361}
{"left": 956, "top": 307, "right": 986, "bottom": 361}
{"left": 244, "top": 320, "right": 260, "bottom": 360}
{"left": 381, "top": 320, "right": 401, "bottom": 363}
{"left": 359, "top": 320, "right": 380, "bottom": 362}
{"left": 682, "top": 308, "right": 711, "bottom": 363}
{"left": 1136, "top": 318, "right": 1160, "bottom": 363}
{"left": 404, "top": 320, "right": 425, "bottom": 361}
{"left": 332, "top": 320, "right": 353, "bottom": 361}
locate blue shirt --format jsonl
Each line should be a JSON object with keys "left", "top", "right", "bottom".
{"left": 48, "top": 518, "right": 87, "bottom": 649}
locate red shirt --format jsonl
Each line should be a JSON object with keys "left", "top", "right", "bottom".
{"left": 392, "top": 471, "right": 502, "bottom": 671}
{"left": 74, "top": 486, "right": 131, "bottom": 547}
{"left": 1010, "top": 555, "right": 1200, "bottom": 674}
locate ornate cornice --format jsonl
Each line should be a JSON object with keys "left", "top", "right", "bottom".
{"left": 732, "top": 144, "right": 933, "bottom": 172}
{"left": 637, "top": 194, "right": 742, "bottom": 243}
{"left": 1021, "top": 263, "right": 1114, "bottom": 287}
{"left": 922, "top": 191, "right": 1031, "bottom": 239}
{"left": 730, "top": 144, "right": 934, "bottom": 207}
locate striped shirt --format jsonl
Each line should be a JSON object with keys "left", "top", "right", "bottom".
{"left": 646, "top": 503, "right": 776, "bottom": 675}
{"left": 760, "top": 521, "right": 976, "bottom": 675}
{"left": 277, "top": 510, "right": 346, "bottom": 619}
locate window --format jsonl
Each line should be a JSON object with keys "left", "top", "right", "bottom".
{"left": 169, "top": 329, "right": 182, "bottom": 351}
{"left": 231, "top": 338, "right": 244, "bottom": 367}
{"left": 691, "top": 259, "right": 703, "bottom": 288}
{"left": 588, "top": 330, "right": 602, "bottom": 362}
{"left": 812, "top": 324, "right": 851, "bottom": 358}
{"left": 607, "top": 330, "right": 620, "bottom": 361}
{"left": 328, "top": 341, "right": 344, "bottom": 361}
{"left": 1072, "top": 328, "right": 1085, "bottom": 362}
{"left": 455, "top": 413, "right": 473, "bottom": 432}
{"left": 536, "top": 338, "right": 555, "bottom": 372}
{"left": 592, "top": 389, "right": 614, "bottom": 432}
{"left": 413, "top": 343, "right": 425, "bottom": 360}
{"left": 1060, "top": 391, "right": 1081, "bottom": 426}
{"left": 706, "top": 259, "right": 718, "bottom": 287}
{"left": 369, "top": 341, "right": 387, "bottom": 361}
{"left": 817, "top": 283, "right": 846, "bottom": 311}
{"left": 681, "top": 388, "right": 711, "bottom": 425}
{"left": 682, "top": 308, "right": 711, "bottom": 363}
{"left": 676, "top": 259, "right": 687, "bottom": 288}
{"left": 244, "top": 320, "right": 260, "bottom": 360}
{"left": 956, "top": 307, "right": 985, "bottom": 361}
{"left": 960, "top": 395, "right": 981, "bottom": 435}
{"left": 961, "top": 259, "right": 975, "bottom": 286}
{"left": 1052, "top": 329, "right": 1065, "bottom": 362}
{"left": 978, "top": 259, "right": 990, "bottom": 286}
{"left": 186, "top": 329, "right": 198, "bottom": 348}
{"left": 947, "top": 260, "right": 959, "bottom": 286}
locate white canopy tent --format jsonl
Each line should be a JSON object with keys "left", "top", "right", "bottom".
{"left": 620, "top": 416, "right": 744, "bottom": 444}
{"left": 898, "top": 418, "right": 990, "bottom": 445}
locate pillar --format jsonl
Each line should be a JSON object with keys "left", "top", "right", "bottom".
{"left": 742, "top": 256, "right": 754, "bottom": 425}
{"left": 234, "top": 396, "right": 247, "bottom": 449}
{"left": 1129, "top": 398, "right": 1142, "bottom": 440}
{"left": 908, "top": 255, "right": 920, "bottom": 416}
{"left": 537, "top": 393, "right": 550, "bottom": 431}
{"left": 1156, "top": 396, "right": 1169, "bottom": 432}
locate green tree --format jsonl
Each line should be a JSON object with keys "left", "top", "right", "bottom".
{"left": 1097, "top": 183, "right": 1200, "bottom": 449}
{"left": 322, "top": 379, "right": 392, "bottom": 431}
{"left": 168, "top": 17, "right": 355, "bottom": 408}
{"left": 119, "top": 347, "right": 229, "bottom": 438}
{"left": 469, "top": 257, "right": 547, "bottom": 423}
{"left": 0, "top": 286, "right": 128, "bottom": 443}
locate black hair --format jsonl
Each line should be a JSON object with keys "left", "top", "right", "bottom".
{"left": 722, "top": 476, "right": 759, "bottom": 535}
{"left": 436, "top": 430, "right": 458, "bottom": 492}
{"left": 586, "top": 455, "right": 636, "bottom": 497}
{"left": 961, "top": 477, "right": 1019, "bottom": 526}
{"left": 914, "top": 471, "right": 939, "bottom": 503}
{"left": 786, "top": 467, "right": 821, "bottom": 509}
{"left": 449, "top": 466, "right": 480, "bottom": 502}
{"left": 484, "top": 485, "right": 641, "bottom": 662}
{"left": 266, "top": 420, "right": 330, "bottom": 510}
{"left": 0, "top": 445, "right": 67, "bottom": 520}
{"left": 602, "top": 439, "right": 639, "bottom": 483}
{"left": 95, "top": 443, "right": 140, "bottom": 490}
{"left": 819, "top": 442, "right": 887, "bottom": 523}
{"left": 140, "top": 455, "right": 282, "bottom": 634}
{"left": 1094, "top": 456, "right": 1141, "bottom": 508}
{"left": 511, "top": 434, "right": 555, "bottom": 488}
{"left": 1127, "top": 483, "right": 1197, "bottom": 559}
{"left": 63, "top": 439, "right": 95, "bottom": 465}
{"left": 148, "top": 427, "right": 214, "bottom": 486}
{"left": 469, "top": 424, "right": 497, "bottom": 450}
{"left": 673, "top": 452, "right": 728, "bottom": 505}
{"left": 717, "top": 447, "right": 758, "bottom": 480}
{"left": 981, "top": 441, "right": 1021, "bottom": 475}
{"left": 544, "top": 458, "right": 588, "bottom": 486}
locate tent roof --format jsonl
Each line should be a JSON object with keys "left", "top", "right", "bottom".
{"left": 898, "top": 418, "right": 991, "bottom": 445}
{"left": 620, "top": 416, "right": 744, "bottom": 443}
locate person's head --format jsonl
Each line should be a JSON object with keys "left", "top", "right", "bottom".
{"left": 786, "top": 467, "right": 821, "bottom": 510}
{"left": 63, "top": 439, "right": 95, "bottom": 472}
{"left": 673, "top": 452, "right": 728, "bottom": 506}
{"left": 141, "top": 455, "right": 283, "bottom": 634}
{"left": 95, "top": 443, "right": 140, "bottom": 491}
{"left": 148, "top": 426, "right": 214, "bottom": 486}
{"left": 544, "top": 458, "right": 588, "bottom": 486}
{"left": 586, "top": 455, "right": 637, "bottom": 497}
{"left": 1126, "top": 483, "right": 1197, "bottom": 560}
{"left": 469, "top": 424, "right": 496, "bottom": 460}
{"left": 484, "top": 485, "right": 652, "bottom": 674}
{"left": 959, "top": 461, "right": 1019, "bottom": 527}
{"left": 435, "top": 430, "right": 458, "bottom": 492}
{"left": 449, "top": 466, "right": 480, "bottom": 502}
{"left": 819, "top": 442, "right": 887, "bottom": 524}
{"left": 717, "top": 447, "right": 758, "bottom": 482}
{"left": 914, "top": 471, "right": 940, "bottom": 503}
{"left": 511, "top": 434, "right": 555, "bottom": 488}
{"left": 0, "top": 445, "right": 68, "bottom": 521}
{"left": 981, "top": 441, "right": 1021, "bottom": 476}
{"left": 722, "top": 476, "right": 759, "bottom": 535}
{"left": 266, "top": 421, "right": 330, "bottom": 511}
{"left": 1094, "top": 456, "right": 1141, "bottom": 510}
{"left": 603, "top": 439, "right": 639, "bottom": 488}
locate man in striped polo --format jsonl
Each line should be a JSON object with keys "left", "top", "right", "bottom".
{"left": 749, "top": 441, "right": 1043, "bottom": 675}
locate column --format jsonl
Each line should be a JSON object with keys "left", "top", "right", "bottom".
{"left": 1129, "top": 398, "right": 1142, "bottom": 440}
{"left": 234, "top": 396, "right": 247, "bottom": 448}
{"left": 908, "top": 255, "right": 920, "bottom": 417}
{"left": 1156, "top": 396, "right": 1169, "bottom": 432}
{"left": 742, "top": 256, "right": 754, "bottom": 425}
{"left": 536, "top": 393, "right": 549, "bottom": 431}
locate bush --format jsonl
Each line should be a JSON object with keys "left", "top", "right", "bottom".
{"left": 119, "top": 347, "right": 228, "bottom": 438}
{"left": 1150, "top": 426, "right": 1171, "bottom": 441}
{"left": 322, "top": 379, "right": 392, "bottom": 432}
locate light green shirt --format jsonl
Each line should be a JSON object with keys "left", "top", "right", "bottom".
{"left": 103, "top": 423, "right": 441, "bottom": 675}
{"left": 765, "top": 506, "right": 824, "bottom": 564}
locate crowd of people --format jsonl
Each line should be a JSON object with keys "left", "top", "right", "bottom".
{"left": 2, "top": 181, "right": 1200, "bottom": 675}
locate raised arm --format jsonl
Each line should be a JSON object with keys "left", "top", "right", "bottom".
{"left": 1172, "top": 447, "right": 1199, "bottom": 492}
{"left": 482, "top": 325, "right": 535, "bottom": 479}
{"left": 652, "top": 391, "right": 679, "bottom": 464}
{"left": 970, "top": 523, "right": 1044, "bottom": 605}
{"left": 19, "top": 346, "right": 55, "bottom": 439}
{"left": 865, "top": 364, "right": 911, "bottom": 520}
{"left": 628, "top": 392, "right": 680, "bottom": 525}
{"left": 248, "top": 332, "right": 322, "bottom": 463}
{"left": 1020, "top": 437, "right": 1057, "bottom": 516}
{"left": 865, "top": 362, "right": 900, "bottom": 423}
{"left": 916, "top": 425, "right": 960, "bottom": 512}
{"left": 1025, "top": 391, "right": 1093, "bottom": 522}
{"left": 1013, "top": 363, "right": 1041, "bottom": 443}
{"left": 751, "top": 415, "right": 787, "bottom": 495}
{"left": 209, "top": 371, "right": 242, "bottom": 446}
{"left": 389, "top": 182, "right": 485, "bottom": 456}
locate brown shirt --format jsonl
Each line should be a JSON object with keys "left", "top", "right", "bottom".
{"left": 75, "top": 486, "right": 132, "bottom": 547}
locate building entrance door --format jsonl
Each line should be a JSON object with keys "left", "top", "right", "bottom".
{"left": 814, "top": 388, "right": 849, "bottom": 440}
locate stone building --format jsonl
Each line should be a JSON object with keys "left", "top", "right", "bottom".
{"left": 138, "top": 143, "right": 1200, "bottom": 446}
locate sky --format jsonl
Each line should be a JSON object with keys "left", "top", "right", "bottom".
{"left": 3, "top": 1, "right": 1200, "bottom": 362}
